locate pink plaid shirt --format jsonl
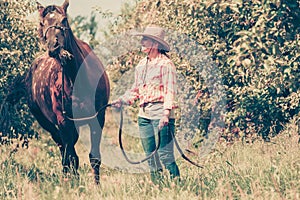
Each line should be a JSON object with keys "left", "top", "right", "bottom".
{"left": 120, "top": 54, "right": 177, "bottom": 110}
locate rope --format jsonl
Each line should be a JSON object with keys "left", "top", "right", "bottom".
{"left": 116, "top": 106, "right": 203, "bottom": 168}
{"left": 118, "top": 106, "right": 161, "bottom": 164}
{"left": 171, "top": 129, "right": 203, "bottom": 168}
{"left": 64, "top": 104, "right": 112, "bottom": 122}
{"left": 64, "top": 102, "right": 203, "bottom": 168}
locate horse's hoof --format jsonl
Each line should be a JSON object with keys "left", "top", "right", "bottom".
{"left": 94, "top": 175, "right": 100, "bottom": 184}
{"left": 62, "top": 166, "right": 69, "bottom": 174}
{"left": 89, "top": 154, "right": 101, "bottom": 184}
{"left": 62, "top": 165, "right": 79, "bottom": 178}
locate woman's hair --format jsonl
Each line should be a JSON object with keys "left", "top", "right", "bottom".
{"left": 146, "top": 37, "right": 170, "bottom": 58}
{"left": 158, "top": 43, "right": 170, "bottom": 58}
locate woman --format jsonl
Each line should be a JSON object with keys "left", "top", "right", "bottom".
{"left": 112, "top": 25, "right": 180, "bottom": 184}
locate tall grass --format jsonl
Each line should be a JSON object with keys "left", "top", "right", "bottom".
{"left": 0, "top": 122, "right": 299, "bottom": 200}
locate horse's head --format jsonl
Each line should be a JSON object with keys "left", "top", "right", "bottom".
{"left": 37, "top": 0, "right": 71, "bottom": 58}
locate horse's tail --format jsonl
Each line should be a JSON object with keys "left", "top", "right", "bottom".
{"left": 0, "top": 74, "right": 27, "bottom": 135}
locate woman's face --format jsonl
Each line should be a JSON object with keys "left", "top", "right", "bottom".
{"left": 141, "top": 37, "right": 157, "bottom": 53}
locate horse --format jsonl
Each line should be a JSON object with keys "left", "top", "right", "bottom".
{"left": 25, "top": 0, "right": 110, "bottom": 183}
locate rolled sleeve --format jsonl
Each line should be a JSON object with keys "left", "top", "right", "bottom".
{"left": 162, "top": 61, "right": 177, "bottom": 110}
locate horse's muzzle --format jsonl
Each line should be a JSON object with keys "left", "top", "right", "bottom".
{"left": 48, "top": 43, "right": 62, "bottom": 57}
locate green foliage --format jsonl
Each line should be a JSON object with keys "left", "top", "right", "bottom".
{"left": 2, "top": 0, "right": 298, "bottom": 143}
{"left": 101, "top": 0, "right": 300, "bottom": 140}
{"left": 0, "top": 0, "right": 39, "bottom": 141}
{"left": 69, "top": 12, "right": 99, "bottom": 48}
{"left": 209, "top": 0, "right": 300, "bottom": 139}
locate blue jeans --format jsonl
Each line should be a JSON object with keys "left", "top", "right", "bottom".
{"left": 138, "top": 117, "right": 180, "bottom": 182}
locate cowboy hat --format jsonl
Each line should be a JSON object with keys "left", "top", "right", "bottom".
{"left": 131, "top": 25, "right": 170, "bottom": 52}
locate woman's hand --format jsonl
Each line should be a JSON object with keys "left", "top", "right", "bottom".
{"left": 159, "top": 115, "right": 169, "bottom": 130}
{"left": 159, "top": 109, "right": 171, "bottom": 130}
{"left": 111, "top": 99, "right": 123, "bottom": 108}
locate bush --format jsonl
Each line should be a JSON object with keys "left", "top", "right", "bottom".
{"left": 0, "top": 0, "right": 39, "bottom": 143}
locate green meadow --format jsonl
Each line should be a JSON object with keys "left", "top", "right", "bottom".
{"left": 0, "top": 120, "right": 299, "bottom": 200}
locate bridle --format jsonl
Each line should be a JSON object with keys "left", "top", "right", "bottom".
{"left": 43, "top": 25, "right": 70, "bottom": 41}
{"left": 41, "top": 7, "right": 70, "bottom": 41}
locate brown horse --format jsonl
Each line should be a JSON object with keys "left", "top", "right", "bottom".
{"left": 26, "top": 0, "right": 110, "bottom": 183}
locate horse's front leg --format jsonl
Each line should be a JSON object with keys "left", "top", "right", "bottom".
{"left": 50, "top": 73, "right": 79, "bottom": 175}
{"left": 89, "top": 117, "right": 104, "bottom": 184}
{"left": 58, "top": 119, "right": 79, "bottom": 176}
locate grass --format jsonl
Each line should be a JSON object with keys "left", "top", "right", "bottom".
{"left": 0, "top": 120, "right": 299, "bottom": 199}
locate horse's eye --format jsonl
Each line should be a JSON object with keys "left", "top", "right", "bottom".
{"left": 40, "top": 22, "right": 44, "bottom": 26}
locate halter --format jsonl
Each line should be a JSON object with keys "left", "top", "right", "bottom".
{"left": 43, "top": 24, "right": 70, "bottom": 41}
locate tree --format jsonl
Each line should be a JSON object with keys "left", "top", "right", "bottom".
{"left": 70, "top": 12, "right": 99, "bottom": 49}
{"left": 100, "top": 0, "right": 300, "bottom": 141}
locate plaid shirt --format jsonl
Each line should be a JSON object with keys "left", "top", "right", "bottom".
{"left": 121, "top": 54, "right": 177, "bottom": 110}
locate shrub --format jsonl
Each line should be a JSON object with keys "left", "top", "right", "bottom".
{"left": 0, "top": 0, "right": 39, "bottom": 143}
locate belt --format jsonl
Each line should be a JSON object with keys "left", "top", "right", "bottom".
{"left": 140, "top": 102, "right": 163, "bottom": 108}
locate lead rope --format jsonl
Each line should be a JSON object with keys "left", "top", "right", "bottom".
{"left": 169, "top": 126, "right": 203, "bottom": 168}
{"left": 118, "top": 106, "right": 203, "bottom": 168}
{"left": 61, "top": 63, "right": 108, "bottom": 121}
{"left": 118, "top": 106, "right": 161, "bottom": 164}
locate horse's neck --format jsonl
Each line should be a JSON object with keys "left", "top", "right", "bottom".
{"left": 67, "top": 36, "right": 89, "bottom": 65}
{"left": 64, "top": 35, "right": 103, "bottom": 95}
{"left": 64, "top": 35, "right": 91, "bottom": 81}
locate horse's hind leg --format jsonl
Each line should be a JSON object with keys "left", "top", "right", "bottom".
{"left": 30, "top": 108, "right": 64, "bottom": 153}
{"left": 89, "top": 115, "right": 105, "bottom": 184}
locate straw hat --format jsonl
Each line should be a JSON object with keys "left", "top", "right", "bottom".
{"left": 131, "top": 25, "right": 170, "bottom": 52}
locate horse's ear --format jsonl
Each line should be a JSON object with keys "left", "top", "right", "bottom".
{"left": 62, "top": 0, "right": 69, "bottom": 13}
{"left": 36, "top": 1, "right": 44, "bottom": 16}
